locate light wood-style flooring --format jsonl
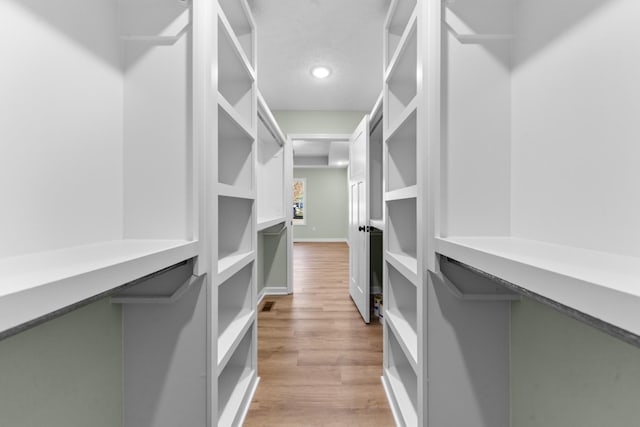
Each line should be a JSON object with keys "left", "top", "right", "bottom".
{"left": 244, "top": 242, "right": 394, "bottom": 426}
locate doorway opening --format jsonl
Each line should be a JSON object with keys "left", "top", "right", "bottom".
{"left": 247, "top": 107, "right": 389, "bottom": 424}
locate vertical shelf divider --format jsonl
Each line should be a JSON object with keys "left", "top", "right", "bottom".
{"left": 214, "top": 1, "right": 259, "bottom": 426}
{"left": 381, "top": 0, "right": 423, "bottom": 425}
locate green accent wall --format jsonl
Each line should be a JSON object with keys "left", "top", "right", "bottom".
{"left": 273, "top": 110, "right": 365, "bottom": 135}
{"left": 512, "top": 298, "right": 640, "bottom": 427}
{"left": 293, "top": 168, "right": 348, "bottom": 240}
{"left": 0, "top": 299, "right": 123, "bottom": 427}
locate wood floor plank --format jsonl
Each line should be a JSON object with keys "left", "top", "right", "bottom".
{"left": 245, "top": 242, "right": 394, "bottom": 426}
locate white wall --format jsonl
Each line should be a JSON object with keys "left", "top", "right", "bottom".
{"left": 511, "top": 0, "right": 640, "bottom": 258}
{"left": 0, "top": 0, "right": 123, "bottom": 259}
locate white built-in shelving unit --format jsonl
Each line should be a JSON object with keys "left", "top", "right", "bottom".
{"left": 383, "top": 0, "right": 417, "bottom": 70}
{"left": 217, "top": 326, "right": 256, "bottom": 427}
{"left": 386, "top": 264, "right": 417, "bottom": 364}
{"left": 0, "top": 0, "right": 199, "bottom": 338}
{"left": 218, "top": 0, "right": 256, "bottom": 71}
{"left": 213, "top": 0, "right": 259, "bottom": 425}
{"left": 416, "top": 0, "right": 640, "bottom": 425}
{"left": 386, "top": 330, "right": 418, "bottom": 427}
{"left": 1, "top": 0, "right": 215, "bottom": 425}
{"left": 218, "top": 263, "right": 254, "bottom": 369}
{"left": 381, "top": 0, "right": 424, "bottom": 425}
{"left": 3, "top": 0, "right": 262, "bottom": 425}
{"left": 435, "top": 0, "right": 640, "bottom": 340}
{"left": 256, "top": 92, "right": 286, "bottom": 230}
{"left": 256, "top": 92, "right": 292, "bottom": 300}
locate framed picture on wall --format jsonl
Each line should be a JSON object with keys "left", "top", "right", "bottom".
{"left": 293, "top": 178, "right": 306, "bottom": 225}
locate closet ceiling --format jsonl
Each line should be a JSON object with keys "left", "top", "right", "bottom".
{"left": 250, "top": 0, "right": 388, "bottom": 111}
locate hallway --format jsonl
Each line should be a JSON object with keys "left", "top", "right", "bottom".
{"left": 244, "top": 242, "right": 394, "bottom": 426}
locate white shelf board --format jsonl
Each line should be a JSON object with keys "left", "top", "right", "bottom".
{"left": 218, "top": 366, "right": 256, "bottom": 427}
{"left": 385, "top": 185, "right": 417, "bottom": 202}
{"left": 218, "top": 183, "right": 255, "bottom": 200}
{"left": 257, "top": 217, "right": 287, "bottom": 231}
{"left": 384, "top": 10, "right": 418, "bottom": 81}
{"left": 217, "top": 251, "right": 255, "bottom": 284}
{"left": 384, "top": 0, "right": 417, "bottom": 36}
{"left": 386, "top": 251, "right": 418, "bottom": 285}
{"left": 385, "top": 96, "right": 417, "bottom": 142}
{"left": 384, "top": 366, "right": 418, "bottom": 427}
{"left": 436, "top": 236, "right": 640, "bottom": 336}
{"left": 370, "top": 219, "right": 385, "bottom": 231}
{"left": 0, "top": 239, "right": 198, "bottom": 333}
{"left": 386, "top": 309, "right": 418, "bottom": 371}
{"left": 218, "top": 94, "right": 255, "bottom": 140}
{"left": 218, "top": 0, "right": 254, "bottom": 37}
{"left": 218, "top": 310, "right": 255, "bottom": 371}
{"left": 218, "top": 8, "right": 256, "bottom": 81}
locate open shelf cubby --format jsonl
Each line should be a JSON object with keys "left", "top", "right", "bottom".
{"left": 386, "top": 264, "right": 417, "bottom": 363}
{"left": 386, "top": 198, "right": 417, "bottom": 277}
{"left": 386, "top": 21, "right": 417, "bottom": 128}
{"left": 218, "top": 263, "right": 254, "bottom": 368}
{"left": 257, "top": 223, "right": 288, "bottom": 297}
{"left": 218, "top": 0, "right": 255, "bottom": 69}
{"left": 218, "top": 325, "right": 255, "bottom": 427}
{"left": 385, "top": 0, "right": 417, "bottom": 68}
{"left": 218, "top": 196, "right": 253, "bottom": 265}
{"left": 385, "top": 327, "right": 418, "bottom": 427}
{"left": 256, "top": 116, "right": 284, "bottom": 224}
{"left": 386, "top": 110, "right": 417, "bottom": 192}
{"left": 0, "top": 0, "right": 198, "bottom": 335}
{"left": 219, "top": 106, "right": 254, "bottom": 191}
{"left": 439, "top": 0, "right": 640, "bottom": 338}
{"left": 218, "top": 15, "right": 254, "bottom": 128}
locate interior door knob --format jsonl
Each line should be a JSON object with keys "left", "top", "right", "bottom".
{"left": 358, "top": 226, "right": 365, "bottom": 232}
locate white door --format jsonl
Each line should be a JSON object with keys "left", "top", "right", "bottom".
{"left": 349, "top": 116, "right": 370, "bottom": 323}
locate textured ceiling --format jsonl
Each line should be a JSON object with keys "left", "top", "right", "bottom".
{"left": 250, "top": 0, "right": 388, "bottom": 111}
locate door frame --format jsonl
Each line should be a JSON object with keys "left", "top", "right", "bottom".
{"left": 286, "top": 133, "right": 352, "bottom": 295}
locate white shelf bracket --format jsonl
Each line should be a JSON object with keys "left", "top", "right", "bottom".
{"left": 261, "top": 223, "right": 286, "bottom": 236}
{"left": 112, "top": 273, "right": 206, "bottom": 304}
{"left": 438, "top": 256, "right": 520, "bottom": 301}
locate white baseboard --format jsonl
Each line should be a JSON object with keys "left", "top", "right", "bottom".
{"left": 257, "top": 286, "right": 290, "bottom": 304}
{"left": 293, "top": 238, "right": 348, "bottom": 243}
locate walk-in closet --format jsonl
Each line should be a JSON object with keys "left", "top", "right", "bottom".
{"left": 2, "top": 0, "right": 640, "bottom": 426}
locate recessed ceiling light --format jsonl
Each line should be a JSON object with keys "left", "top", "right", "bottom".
{"left": 311, "top": 66, "right": 331, "bottom": 79}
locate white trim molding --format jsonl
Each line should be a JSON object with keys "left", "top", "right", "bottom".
{"left": 293, "top": 238, "right": 348, "bottom": 243}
